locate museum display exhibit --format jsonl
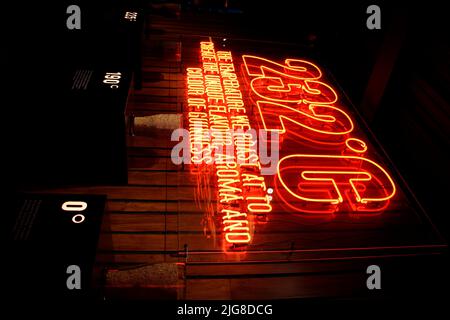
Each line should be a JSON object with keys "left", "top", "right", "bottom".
{"left": 3, "top": 0, "right": 448, "bottom": 312}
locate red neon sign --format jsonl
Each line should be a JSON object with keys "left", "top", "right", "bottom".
{"left": 186, "top": 43, "right": 397, "bottom": 249}
{"left": 186, "top": 42, "right": 272, "bottom": 249}
{"left": 242, "top": 54, "right": 396, "bottom": 214}
{"left": 277, "top": 154, "right": 396, "bottom": 213}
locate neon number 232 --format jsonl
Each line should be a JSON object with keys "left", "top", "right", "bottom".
{"left": 243, "top": 55, "right": 396, "bottom": 213}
